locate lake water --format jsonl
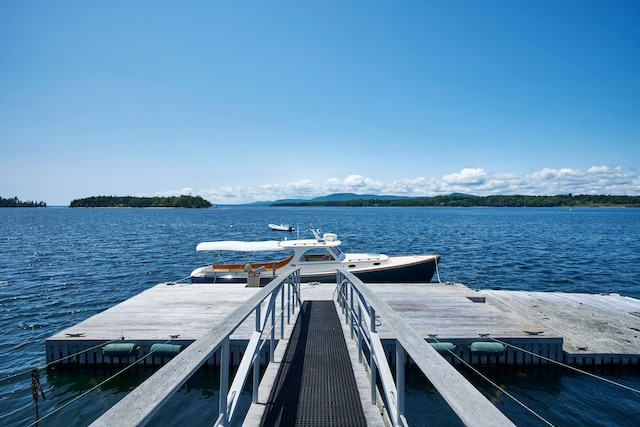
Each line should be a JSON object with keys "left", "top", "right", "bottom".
{"left": 1, "top": 206, "right": 639, "bottom": 426}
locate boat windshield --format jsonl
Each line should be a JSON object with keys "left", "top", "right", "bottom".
{"left": 300, "top": 247, "right": 337, "bottom": 262}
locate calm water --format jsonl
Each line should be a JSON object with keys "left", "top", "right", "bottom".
{"left": 1, "top": 206, "right": 639, "bottom": 426}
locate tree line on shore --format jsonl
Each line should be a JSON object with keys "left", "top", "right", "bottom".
{"left": 5, "top": 193, "right": 640, "bottom": 209}
{"left": 70, "top": 195, "right": 213, "bottom": 208}
{"left": 273, "top": 194, "right": 640, "bottom": 208}
{"left": 0, "top": 196, "right": 47, "bottom": 207}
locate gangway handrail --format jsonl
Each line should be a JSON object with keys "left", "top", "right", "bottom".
{"left": 336, "top": 268, "right": 515, "bottom": 427}
{"left": 91, "top": 268, "right": 301, "bottom": 427}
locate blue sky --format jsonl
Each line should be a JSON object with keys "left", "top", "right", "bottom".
{"left": 1, "top": 1, "right": 639, "bottom": 205}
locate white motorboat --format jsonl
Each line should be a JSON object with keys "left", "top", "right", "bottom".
{"left": 190, "top": 229, "right": 440, "bottom": 284}
{"left": 268, "top": 223, "right": 295, "bottom": 231}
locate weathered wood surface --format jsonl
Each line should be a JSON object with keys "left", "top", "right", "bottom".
{"left": 48, "top": 282, "right": 263, "bottom": 343}
{"left": 484, "top": 290, "right": 640, "bottom": 356}
{"left": 363, "top": 282, "right": 557, "bottom": 340}
{"left": 46, "top": 281, "right": 640, "bottom": 364}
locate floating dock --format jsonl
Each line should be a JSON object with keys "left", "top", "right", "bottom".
{"left": 46, "top": 281, "right": 640, "bottom": 367}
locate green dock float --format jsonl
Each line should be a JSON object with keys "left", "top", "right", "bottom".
{"left": 151, "top": 343, "right": 182, "bottom": 358}
{"left": 430, "top": 342, "right": 455, "bottom": 353}
{"left": 469, "top": 342, "right": 505, "bottom": 356}
{"left": 103, "top": 343, "right": 138, "bottom": 357}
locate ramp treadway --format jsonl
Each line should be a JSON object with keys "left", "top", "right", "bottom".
{"left": 260, "top": 300, "right": 367, "bottom": 427}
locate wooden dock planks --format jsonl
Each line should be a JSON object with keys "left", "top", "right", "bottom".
{"left": 367, "top": 282, "right": 553, "bottom": 340}
{"left": 48, "top": 282, "right": 262, "bottom": 343}
{"left": 46, "top": 281, "right": 640, "bottom": 366}
{"left": 484, "top": 289, "right": 640, "bottom": 362}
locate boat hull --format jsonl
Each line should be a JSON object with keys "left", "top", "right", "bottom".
{"left": 268, "top": 223, "right": 295, "bottom": 231}
{"left": 190, "top": 255, "right": 440, "bottom": 284}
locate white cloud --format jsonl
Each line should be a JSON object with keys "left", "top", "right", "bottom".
{"left": 174, "top": 165, "right": 639, "bottom": 204}
{"left": 325, "top": 175, "right": 384, "bottom": 193}
{"left": 587, "top": 165, "right": 617, "bottom": 174}
{"left": 442, "top": 168, "right": 486, "bottom": 185}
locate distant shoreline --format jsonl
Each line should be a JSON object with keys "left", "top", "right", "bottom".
{"left": 4, "top": 193, "right": 639, "bottom": 208}
{"left": 272, "top": 194, "right": 640, "bottom": 208}
{"left": 0, "top": 196, "right": 46, "bottom": 208}
{"left": 69, "top": 195, "right": 213, "bottom": 208}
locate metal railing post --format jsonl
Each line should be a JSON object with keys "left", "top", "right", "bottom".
{"left": 371, "top": 354, "right": 377, "bottom": 405}
{"left": 270, "top": 295, "right": 275, "bottom": 361}
{"left": 252, "top": 349, "right": 259, "bottom": 404}
{"left": 287, "top": 278, "right": 291, "bottom": 323}
{"left": 370, "top": 306, "right": 376, "bottom": 333}
{"left": 396, "top": 342, "right": 406, "bottom": 425}
{"left": 343, "top": 280, "right": 348, "bottom": 315}
{"left": 280, "top": 283, "right": 285, "bottom": 339}
{"left": 357, "top": 303, "right": 363, "bottom": 364}
{"left": 219, "top": 337, "right": 230, "bottom": 426}
{"left": 338, "top": 281, "right": 342, "bottom": 311}
{"left": 370, "top": 305, "right": 377, "bottom": 405}
{"left": 349, "top": 284, "right": 354, "bottom": 339}
{"left": 253, "top": 305, "right": 261, "bottom": 403}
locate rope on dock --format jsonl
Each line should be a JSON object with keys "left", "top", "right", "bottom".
{"left": 1, "top": 339, "right": 117, "bottom": 383}
{"left": 430, "top": 336, "right": 555, "bottom": 427}
{"left": 31, "top": 369, "right": 45, "bottom": 424}
{"left": 490, "top": 337, "right": 640, "bottom": 396}
{"left": 4, "top": 276, "right": 193, "bottom": 385}
{"left": 166, "top": 274, "right": 194, "bottom": 285}
{"left": 25, "top": 343, "right": 168, "bottom": 427}
{"left": 7, "top": 336, "right": 175, "bottom": 426}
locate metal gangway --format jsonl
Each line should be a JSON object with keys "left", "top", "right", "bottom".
{"left": 335, "top": 268, "right": 514, "bottom": 426}
{"left": 90, "top": 267, "right": 514, "bottom": 426}
{"left": 259, "top": 299, "right": 368, "bottom": 426}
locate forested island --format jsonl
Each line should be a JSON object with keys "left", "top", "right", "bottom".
{"left": 70, "top": 195, "right": 213, "bottom": 208}
{"left": 0, "top": 196, "right": 47, "bottom": 207}
{"left": 273, "top": 194, "right": 640, "bottom": 208}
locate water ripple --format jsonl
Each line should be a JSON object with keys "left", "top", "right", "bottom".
{"left": 0, "top": 206, "right": 639, "bottom": 425}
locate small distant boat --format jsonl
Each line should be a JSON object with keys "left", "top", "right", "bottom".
{"left": 268, "top": 223, "right": 295, "bottom": 232}
{"left": 190, "top": 228, "right": 441, "bottom": 284}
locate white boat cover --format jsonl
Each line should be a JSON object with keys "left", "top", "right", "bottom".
{"left": 196, "top": 240, "right": 285, "bottom": 252}
{"left": 279, "top": 238, "right": 341, "bottom": 248}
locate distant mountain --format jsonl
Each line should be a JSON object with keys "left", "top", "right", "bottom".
{"left": 272, "top": 193, "right": 409, "bottom": 204}
{"left": 222, "top": 193, "right": 640, "bottom": 208}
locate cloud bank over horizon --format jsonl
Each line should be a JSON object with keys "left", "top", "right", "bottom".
{"left": 159, "top": 165, "right": 640, "bottom": 205}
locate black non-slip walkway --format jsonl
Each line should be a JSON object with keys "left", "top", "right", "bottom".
{"left": 260, "top": 300, "right": 367, "bottom": 427}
